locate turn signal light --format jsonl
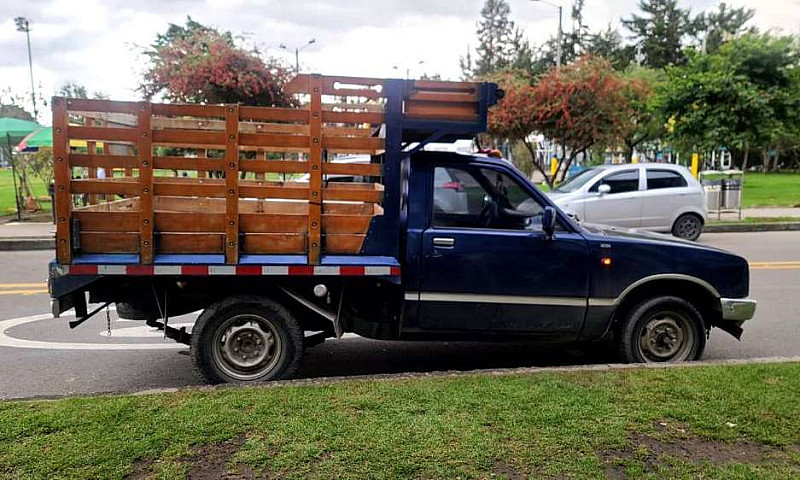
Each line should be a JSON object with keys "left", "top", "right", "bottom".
{"left": 601, "top": 257, "right": 612, "bottom": 266}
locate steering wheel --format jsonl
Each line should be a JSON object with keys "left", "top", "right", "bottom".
{"left": 476, "top": 198, "right": 498, "bottom": 227}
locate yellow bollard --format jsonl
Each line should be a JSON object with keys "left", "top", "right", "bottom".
{"left": 691, "top": 153, "right": 699, "bottom": 178}
{"left": 550, "top": 157, "right": 559, "bottom": 178}
{"left": 632, "top": 155, "right": 639, "bottom": 164}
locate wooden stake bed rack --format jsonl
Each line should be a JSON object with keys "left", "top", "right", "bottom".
{"left": 52, "top": 74, "right": 500, "bottom": 267}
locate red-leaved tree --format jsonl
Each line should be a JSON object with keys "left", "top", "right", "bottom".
{"left": 490, "top": 57, "right": 635, "bottom": 186}
{"left": 139, "top": 18, "right": 294, "bottom": 106}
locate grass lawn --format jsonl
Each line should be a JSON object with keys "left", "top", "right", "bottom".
{"left": 741, "top": 173, "right": 800, "bottom": 208}
{"left": 1, "top": 363, "right": 798, "bottom": 479}
{"left": 0, "top": 168, "right": 50, "bottom": 216}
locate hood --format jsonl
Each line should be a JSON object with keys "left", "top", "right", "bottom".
{"left": 580, "top": 223, "right": 724, "bottom": 251}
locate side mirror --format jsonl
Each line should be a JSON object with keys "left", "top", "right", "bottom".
{"left": 543, "top": 206, "right": 557, "bottom": 239}
{"left": 598, "top": 184, "right": 611, "bottom": 195}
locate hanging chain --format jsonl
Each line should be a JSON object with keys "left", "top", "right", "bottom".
{"left": 106, "top": 304, "right": 112, "bottom": 337}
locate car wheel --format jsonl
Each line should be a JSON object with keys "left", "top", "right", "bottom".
{"left": 617, "top": 296, "right": 706, "bottom": 363}
{"left": 191, "top": 295, "right": 303, "bottom": 384}
{"left": 672, "top": 214, "right": 703, "bottom": 241}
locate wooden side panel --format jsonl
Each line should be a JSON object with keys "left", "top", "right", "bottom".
{"left": 52, "top": 97, "right": 71, "bottom": 263}
{"left": 308, "top": 74, "right": 323, "bottom": 264}
{"left": 225, "top": 105, "right": 239, "bottom": 264}
{"left": 239, "top": 214, "right": 307, "bottom": 233}
{"left": 159, "top": 233, "right": 224, "bottom": 253}
{"left": 72, "top": 211, "right": 139, "bottom": 232}
{"left": 325, "top": 234, "right": 367, "bottom": 254}
{"left": 242, "top": 233, "right": 305, "bottom": 254}
{"left": 155, "top": 212, "right": 226, "bottom": 233}
{"left": 138, "top": 101, "right": 154, "bottom": 263}
{"left": 80, "top": 232, "right": 139, "bottom": 253}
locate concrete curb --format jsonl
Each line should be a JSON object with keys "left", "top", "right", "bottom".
{"left": 9, "top": 356, "right": 800, "bottom": 402}
{"left": 0, "top": 237, "right": 54, "bottom": 251}
{"left": 706, "top": 222, "right": 800, "bottom": 233}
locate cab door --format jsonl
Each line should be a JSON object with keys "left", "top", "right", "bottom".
{"left": 417, "top": 164, "right": 590, "bottom": 334}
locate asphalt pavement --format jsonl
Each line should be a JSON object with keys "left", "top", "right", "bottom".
{"left": 1, "top": 231, "right": 798, "bottom": 399}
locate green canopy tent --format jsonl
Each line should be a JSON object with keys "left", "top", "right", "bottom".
{"left": 17, "top": 126, "right": 52, "bottom": 151}
{"left": 0, "top": 118, "right": 42, "bottom": 219}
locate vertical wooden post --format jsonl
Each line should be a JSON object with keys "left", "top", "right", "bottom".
{"left": 86, "top": 118, "right": 98, "bottom": 204}
{"left": 255, "top": 150, "right": 265, "bottom": 181}
{"left": 52, "top": 97, "right": 72, "bottom": 264}
{"left": 137, "top": 102, "right": 154, "bottom": 264}
{"left": 225, "top": 105, "right": 240, "bottom": 264}
{"left": 197, "top": 149, "right": 207, "bottom": 178}
{"left": 307, "top": 74, "right": 323, "bottom": 265}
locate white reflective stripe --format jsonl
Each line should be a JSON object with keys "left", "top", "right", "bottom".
{"left": 98, "top": 265, "right": 126, "bottom": 275}
{"left": 417, "top": 292, "right": 586, "bottom": 307}
{"left": 588, "top": 298, "right": 616, "bottom": 307}
{"left": 404, "top": 292, "right": 420, "bottom": 301}
{"left": 209, "top": 266, "right": 235, "bottom": 275}
{"left": 314, "top": 266, "right": 340, "bottom": 275}
{"left": 154, "top": 266, "right": 181, "bottom": 275}
{"left": 263, "top": 266, "right": 289, "bottom": 275}
{"left": 365, "top": 266, "right": 391, "bottom": 276}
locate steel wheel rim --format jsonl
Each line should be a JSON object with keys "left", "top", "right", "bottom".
{"left": 637, "top": 312, "right": 695, "bottom": 362}
{"left": 677, "top": 217, "right": 699, "bottom": 238}
{"left": 212, "top": 314, "right": 282, "bottom": 381}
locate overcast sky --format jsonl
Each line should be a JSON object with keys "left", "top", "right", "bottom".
{"left": 1, "top": 0, "right": 798, "bottom": 123}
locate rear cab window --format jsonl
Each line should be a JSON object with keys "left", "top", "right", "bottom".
{"left": 646, "top": 169, "right": 688, "bottom": 190}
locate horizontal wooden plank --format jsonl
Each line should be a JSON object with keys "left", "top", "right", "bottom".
{"left": 242, "top": 233, "right": 305, "bottom": 254}
{"left": 408, "top": 91, "right": 479, "bottom": 103}
{"left": 239, "top": 133, "right": 310, "bottom": 149}
{"left": 404, "top": 100, "right": 477, "bottom": 121}
{"left": 323, "top": 162, "right": 381, "bottom": 176}
{"left": 239, "top": 213, "right": 307, "bottom": 233}
{"left": 64, "top": 98, "right": 139, "bottom": 114}
{"left": 325, "top": 234, "right": 366, "bottom": 254}
{"left": 73, "top": 211, "right": 139, "bottom": 231}
{"left": 152, "top": 129, "right": 226, "bottom": 145}
{"left": 74, "top": 197, "right": 139, "bottom": 212}
{"left": 324, "top": 185, "right": 383, "bottom": 203}
{"left": 155, "top": 212, "right": 226, "bottom": 233}
{"left": 69, "top": 126, "right": 138, "bottom": 142}
{"left": 153, "top": 182, "right": 226, "bottom": 197}
{"left": 322, "top": 110, "right": 384, "bottom": 124}
{"left": 323, "top": 215, "right": 373, "bottom": 234}
{"left": 239, "top": 184, "right": 309, "bottom": 200}
{"left": 158, "top": 233, "right": 224, "bottom": 253}
{"left": 322, "top": 136, "right": 384, "bottom": 151}
{"left": 154, "top": 157, "right": 226, "bottom": 171}
{"left": 80, "top": 232, "right": 139, "bottom": 253}
{"left": 152, "top": 103, "right": 226, "bottom": 117}
{"left": 324, "top": 126, "right": 372, "bottom": 137}
{"left": 70, "top": 154, "right": 138, "bottom": 169}
{"left": 239, "top": 106, "right": 308, "bottom": 123}
{"left": 412, "top": 80, "right": 478, "bottom": 92}
{"left": 239, "top": 159, "right": 308, "bottom": 174}
{"left": 71, "top": 179, "right": 139, "bottom": 195}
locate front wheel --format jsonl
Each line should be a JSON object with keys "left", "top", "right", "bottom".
{"left": 191, "top": 296, "right": 303, "bottom": 384}
{"left": 672, "top": 214, "right": 703, "bottom": 241}
{"left": 617, "top": 296, "right": 706, "bottom": 363}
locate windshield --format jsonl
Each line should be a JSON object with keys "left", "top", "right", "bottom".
{"left": 553, "top": 168, "right": 603, "bottom": 193}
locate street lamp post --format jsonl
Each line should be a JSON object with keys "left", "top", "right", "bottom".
{"left": 14, "top": 17, "right": 37, "bottom": 120}
{"left": 280, "top": 39, "right": 316, "bottom": 72}
{"left": 531, "top": 0, "right": 563, "bottom": 69}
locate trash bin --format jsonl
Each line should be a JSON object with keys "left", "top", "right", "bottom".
{"left": 703, "top": 181, "right": 722, "bottom": 211}
{"left": 722, "top": 179, "right": 742, "bottom": 209}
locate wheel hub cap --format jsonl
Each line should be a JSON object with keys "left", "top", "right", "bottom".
{"left": 639, "top": 315, "right": 692, "bottom": 362}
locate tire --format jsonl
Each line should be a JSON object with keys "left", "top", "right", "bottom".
{"left": 617, "top": 296, "right": 706, "bottom": 363}
{"left": 115, "top": 302, "right": 151, "bottom": 320}
{"left": 672, "top": 213, "right": 703, "bottom": 241}
{"left": 191, "top": 295, "right": 303, "bottom": 384}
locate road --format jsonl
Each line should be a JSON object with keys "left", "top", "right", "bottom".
{"left": 1, "top": 231, "right": 798, "bottom": 399}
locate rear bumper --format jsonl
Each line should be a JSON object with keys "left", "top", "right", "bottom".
{"left": 720, "top": 298, "right": 757, "bottom": 322}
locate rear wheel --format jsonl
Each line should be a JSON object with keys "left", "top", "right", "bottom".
{"left": 672, "top": 214, "right": 703, "bottom": 241}
{"left": 617, "top": 296, "right": 706, "bottom": 363}
{"left": 191, "top": 296, "right": 303, "bottom": 384}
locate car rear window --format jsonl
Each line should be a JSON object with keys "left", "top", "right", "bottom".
{"left": 647, "top": 169, "right": 688, "bottom": 189}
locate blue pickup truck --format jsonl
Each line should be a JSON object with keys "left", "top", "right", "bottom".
{"left": 48, "top": 74, "right": 756, "bottom": 384}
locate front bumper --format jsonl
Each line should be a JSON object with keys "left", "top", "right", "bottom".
{"left": 720, "top": 298, "right": 757, "bottom": 322}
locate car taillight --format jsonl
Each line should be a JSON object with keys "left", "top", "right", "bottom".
{"left": 441, "top": 181, "right": 464, "bottom": 192}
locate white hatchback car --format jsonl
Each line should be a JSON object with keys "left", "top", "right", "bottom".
{"left": 547, "top": 163, "right": 708, "bottom": 240}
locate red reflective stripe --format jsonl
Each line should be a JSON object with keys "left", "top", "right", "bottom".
{"left": 236, "top": 266, "right": 262, "bottom": 275}
{"left": 126, "top": 265, "right": 154, "bottom": 276}
{"left": 181, "top": 265, "right": 209, "bottom": 275}
{"left": 390, "top": 266, "right": 401, "bottom": 276}
{"left": 288, "top": 266, "right": 314, "bottom": 276}
{"left": 69, "top": 265, "right": 98, "bottom": 275}
{"left": 339, "top": 266, "right": 365, "bottom": 276}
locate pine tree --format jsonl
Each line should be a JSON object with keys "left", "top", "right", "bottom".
{"left": 460, "top": 0, "right": 532, "bottom": 78}
{"left": 623, "top": 0, "right": 693, "bottom": 68}
{"left": 695, "top": 2, "right": 755, "bottom": 53}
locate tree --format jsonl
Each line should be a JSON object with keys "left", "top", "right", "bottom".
{"left": 139, "top": 17, "right": 294, "bottom": 106}
{"left": 623, "top": 0, "right": 695, "bottom": 68}
{"left": 619, "top": 67, "right": 665, "bottom": 162}
{"left": 460, "top": 0, "right": 532, "bottom": 78}
{"left": 585, "top": 26, "right": 635, "bottom": 71}
{"left": 489, "top": 57, "right": 634, "bottom": 186}
{"left": 695, "top": 2, "right": 755, "bottom": 53}
{"left": 57, "top": 82, "right": 109, "bottom": 101}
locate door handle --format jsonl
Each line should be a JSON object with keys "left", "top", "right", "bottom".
{"left": 433, "top": 237, "right": 455, "bottom": 247}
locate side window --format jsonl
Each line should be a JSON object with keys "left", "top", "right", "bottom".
{"left": 590, "top": 170, "right": 640, "bottom": 194}
{"left": 646, "top": 169, "right": 688, "bottom": 189}
{"left": 432, "top": 166, "right": 544, "bottom": 231}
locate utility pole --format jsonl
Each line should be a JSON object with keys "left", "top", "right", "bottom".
{"left": 14, "top": 17, "right": 37, "bottom": 120}
{"left": 280, "top": 39, "right": 316, "bottom": 72}
{"left": 531, "top": 0, "right": 563, "bottom": 69}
